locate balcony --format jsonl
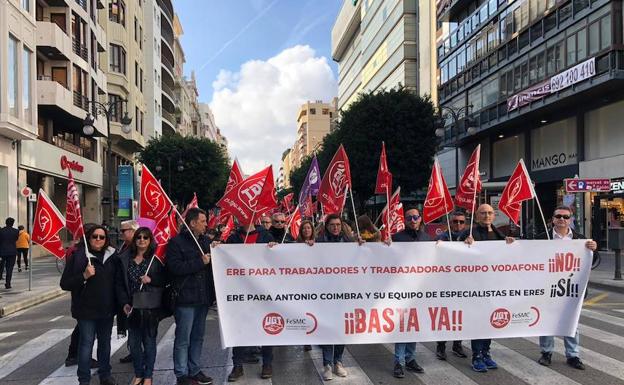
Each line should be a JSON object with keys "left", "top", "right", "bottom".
{"left": 109, "top": 122, "right": 145, "bottom": 152}
{"left": 162, "top": 111, "right": 176, "bottom": 135}
{"left": 157, "top": 0, "right": 174, "bottom": 23}
{"left": 72, "top": 38, "right": 88, "bottom": 61}
{"left": 161, "top": 82, "right": 176, "bottom": 104}
{"left": 161, "top": 18, "right": 174, "bottom": 48}
{"left": 51, "top": 135, "right": 89, "bottom": 159}
{"left": 36, "top": 21, "right": 71, "bottom": 60}
{"left": 161, "top": 55, "right": 174, "bottom": 77}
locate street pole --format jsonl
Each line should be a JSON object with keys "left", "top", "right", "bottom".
{"left": 615, "top": 248, "right": 622, "bottom": 280}
{"left": 27, "top": 198, "right": 34, "bottom": 291}
{"left": 107, "top": 120, "right": 115, "bottom": 231}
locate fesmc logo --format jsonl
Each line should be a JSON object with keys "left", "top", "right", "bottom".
{"left": 262, "top": 312, "right": 318, "bottom": 336}
{"left": 143, "top": 181, "right": 168, "bottom": 219}
{"left": 238, "top": 174, "right": 266, "bottom": 210}
{"left": 490, "top": 307, "right": 540, "bottom": 329}
{"left": 329, "top": 161, "right": 348, "bottom": 196}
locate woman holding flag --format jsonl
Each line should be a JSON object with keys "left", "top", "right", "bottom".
{"left": 115, "top": 227, "right": 165, "bottom": 385}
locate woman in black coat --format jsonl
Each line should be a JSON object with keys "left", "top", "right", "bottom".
{"left": 115, "top": 227, "right": 165, "bottom": 385}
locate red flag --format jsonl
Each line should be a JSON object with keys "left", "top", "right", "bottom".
{"left": 281, "top": 192, "right": 294, "bottom": 214}
{"left": 217, "top": 166, "right": 277, "bottom": 226}
{"left": 65, "top": 170, "right": 84, "bottom": 242}
{"left": 301, "top": 194, "right": 315, "bottom": 217}
{"left": 375, "top": 142, "right": 393, "bottom": 194}
{"left": 225, "top": 158, "right": 244, "bottom": 195}
{"left": 207, "top": 208, "right": 219, "bottom": 229}
{"left": 318, "top": 145, "right": 351, "bottom": 215}
{"left": 380, "top": 187, "right": 405, "bottom": 241}
{"left": 139, "top": 165, "right": 171, "bottom": 222}
{"left": 498, "top": 159, "right": 535, "bottom": 225}
{"left": 220, "top": 214, "right": 234, "bottom": 241}
{"left": 289, "top": 208, "right": 302, "bottom": 240}
{"left": 423, "top": 159, "right": 454, "bottom": 223}
{"left": 32, "top": 189, "right": 66, "bottom": 259}
{"left": 455, "top": 145, "right": 482, "bottom": 210}
{"left": 181, "top": 192, "right": 199, "bottom": 219}
{"left": 153, "top": 206, "right": 178, "bottom": 263}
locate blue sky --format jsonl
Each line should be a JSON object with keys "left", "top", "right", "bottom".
{"left": 175, "top": 0, "right": 342, "bottom": 104}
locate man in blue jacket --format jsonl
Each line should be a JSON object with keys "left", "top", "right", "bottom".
{"left": 0, "top": 217, "right": 20, "bottom": 289}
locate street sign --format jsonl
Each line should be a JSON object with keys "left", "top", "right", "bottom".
{"left": 564, "top": 178, "right": 611, "bottom": 193}
{"left": 20, "top": 186, "right": 32, "bottom": 197}
{"left": 28, "top": 193, "right": 37, "bottom": 202}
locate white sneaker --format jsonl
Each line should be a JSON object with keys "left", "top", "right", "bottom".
{"left": 323, "top": 364, "right": 333, "bottom": 380}
{"left": 334, "top": 362, "right": 347, "bottom": 377}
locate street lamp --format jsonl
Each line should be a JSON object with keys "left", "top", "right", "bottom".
{"left": 435, "top": 104, "right": 477, "bottom": 188}
{"left": 155, "top": 157, "right": 184, "bottom": 196}
{"left": 82, "top": 98, "right": 132, "bottom": 231}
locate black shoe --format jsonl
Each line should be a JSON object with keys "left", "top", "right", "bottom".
{"left": 452, "top": 342, "right": 467, "bottom": 358}
{"left": 261, "top": 364, "right": 272, "bottom": 379}
{"left": 175, "top": 377, "right": 193, "bottom": 385}
{"left": 91, "top": 358, "right": 99, "bottom": 368}
{"left": 190, "top": 370, "right": 213, "bottom": 384}
{"left": 436, "top": 343, "right": 447, "bottom": 360}
{"left": 17, "top": 268, "right": 21, "bottom": 272}
{"left": 243, "top": 355, "right": 259, "bottom": 364}
{"left": 393, "top": 363, "right": 405, "bottom": 378}
{"left": 228, "top": 366, "right": 244, "bottom": 382}
{"left": 405, "top": 359, "right": 424, "bottom": 373}
{"left": 5, "top": 285, "right": 10, "bottom": 289}
{"left": 64, "top": 356, "right": 77, "bottom": 367}
{"left": 303, "top": 345, "right": 312, "bottom": 351}
{"left": 567, "top": 357, "right": 585, "bottom": 370}
{"left": 538, "top": 352, "right": 552, "bottom": 366}
{"left": 119, "top": 353, "right": 132, "bottom": 363}
{"left": 100, "top": 377, "right": 118, "bottom": 385}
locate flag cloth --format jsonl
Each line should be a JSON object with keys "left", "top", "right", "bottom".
{"left": 498, "top": 159, "right": 535, "bottom": 225}
{"left": 225, "top": 158, "right": 244, "bottom": 195}
{"left": 298, "top": 155, "right": 321, "bottom": 216}
{"left": 139, "top": 165, "right": 172, "bottom": 222}
{"left": 281, "top": 192, "right": 294, "bottom": 214}
{"left": 423, "top": 158, "right": 454, "bottom": 223}
{"left": 153, "top": 206, "right": 177, "bottom": 263}
{"left": 375, "top": 142, "right": 393, "bottom": 194}
{"left": 318, "top": 145, "right": 351, "bottom": 215}
{"left": 32, "top": 189, "right": 66, "bottom": 258}
{"left": 289, "top": 208, "right": 302, "bottom": 240}
{"left": 220, "top": 214, "right": 234, "bottom": 241}
{"left": 207, "top": 208, "right": 219, "bottom": 229}
{"left": 455, "top": 144, "right": 482, "bottom": 210}
{"left": 65, "top": 170, "right": 84, "bottom": 242}
{"left": 181, "top": 192, "right": 199, "bottom": 219}
{"left": 380, "top": 187, "right": 405, "bottom": 241}
{"left": 217, "top": 166, "right": 277, "bottom": 226}
{"left": 301, "top": 194, "right": 315, "bottom": 217}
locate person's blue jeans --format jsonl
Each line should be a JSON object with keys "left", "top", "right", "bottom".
{"left": 320, "top": 345, "right": 345, "bottom": 366}
{"left": 539, "top": 329, "right": 580, "bottom": 358}
{"left": 128, "top": 326, "right": 158, "bottom": 378}
{"left": 394, "top": 342, "right": 416, "bottom": 365}
{"left": 173, "top": 305, "right": 209, "bottom": 378}
{"left": 77, "top": 317, "right": 114, "bottom": 384}
{"left": 471, "top": 339, "right": 492, "bottom": 360}
{"left": 232, "top": 346, "right": 273, "bottom": 366}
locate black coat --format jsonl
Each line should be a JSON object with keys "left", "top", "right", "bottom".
{"left": 226, "top": 228, "right": 275, "bottom": 244}
{"left": 315, "top": 232, "right": 353, "bottom": 243}
{"left": 392, "top": 228, "right": 431, "bottom": 242}
{"left": 269, "top": 226, "right": 293, "bottom": 243}
{"left": 0, "top": 226, "right": 19, "bottom": 257}
{"left": 460, "top": 223, "right": 506, "bottom": 241}
{"left": 166, "top": 230, "right": 213, "bottom": 306}
{"left": 60, "top": 245, "right": 118, "bottom": 320}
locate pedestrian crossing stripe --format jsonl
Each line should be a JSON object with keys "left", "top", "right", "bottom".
{"left": 0, "top": 332, "right": 16, "bottom": 342}
{"left": 582, "top": 308, "right": 624, "bottom": 327}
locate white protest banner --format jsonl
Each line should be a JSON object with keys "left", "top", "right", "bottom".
{"left": 211, "top": 240, "right": 591, "bottom": 347}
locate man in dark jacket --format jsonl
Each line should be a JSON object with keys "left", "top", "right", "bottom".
{"left": 536, "top": 205, "right": 597, "bottom": 371}
{"left": 224, "top": 221, "right": 276, "bottom": 381}
{"left": 268, "top": 212, "right": 292, "bottom": 242}
{"left": 167, "top": 208, "right": 213, "bottom": 385}
{"left": 461, "top": 203, "right": 514, "bottom": 373}
{"left": 391, "top": 207, "right": 428, "bottom": 378}
{"left": 0, "top": 217, "right": 20, "bottom": 288}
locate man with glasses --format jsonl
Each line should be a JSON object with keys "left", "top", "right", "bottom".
{"left": 536, "top": 205, "right": 597, "bottom": 370}
{"left": 268, "top": 212, "right": 292, "bottom": 243}
{"left": 462, "top": 203, "right": 514, "bottom": 373}
{"left": 434, "top": 211, "right": 468, "bottom": 360}
{"left": 390, "top": 207, "right": 429, "bottom": 378}
{"left": 260, "top": 215, "right": 272, "bottom": 231}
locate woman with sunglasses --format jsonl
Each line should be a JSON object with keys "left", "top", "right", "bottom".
{"left": 115, "top": 227, "right": 165, "bottom": 385}
{"left": 60, "top": 225, "right": 119, "bottom": 385}
{"left": 295, "top": 219, "right": 316, "bottom": 351}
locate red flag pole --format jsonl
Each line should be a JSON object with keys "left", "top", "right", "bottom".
{"left": 469, "top": 161, "right": 478, "bottom": 239}
{"left": 436, "top": 159, "right": 453, "bottom": 241}
{"left": 282, "top": 204, "right": 299, "bottom": 244}
{"left": 348, "top": 186, "right": 361, "bottom": 237}
{"left": 173, "top": 206, "right": 207, "bottom": 254}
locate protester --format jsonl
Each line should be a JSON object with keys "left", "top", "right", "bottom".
{"left": 260, "top": 215, "right": 272, "bottom": 231}
{"left": 167, "top": 208, "right": 214, "bottom": 385}
{"left": 296, "top": 219, "right": 315, "bottom": 352}
{"left": 310, "top": 214, "right": 361, "bottom": 381}
{"left": 357, "top": 215, "right": 381, "bottom": 242}
{"left": 390, "top": 207, "right": 428, "bottom": 377}
{"left": 223, "top": 221, "right": 276, "bottom": 381}
{"left": 268, "top": 212, "right": 292, "bottom": 242}
{"left": 60, "top": 225, "right": 118, "bottom": 385}
{"left": 0, "top": 217, "right": 19, "bottom": 288}
{"left": 116, "top": 227, "right": 165, "bottom": 385}
{"left": 461, "top": 203, "right": 515, "bottom": 373}
{"left": 536, "top": 205, "right": 597, "bottom": 370}
{"left": 117, "top": 219, "right": 138, "bottom": 364}
{"left": 16, "top": 225, "right": 30, "bottom": 272}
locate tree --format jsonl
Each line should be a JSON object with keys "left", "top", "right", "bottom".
{"left": 289, "top": 88, "right": 437, "bottom": 211}
{"left": 138, "top": 134, "right": 230, "bottom": 208}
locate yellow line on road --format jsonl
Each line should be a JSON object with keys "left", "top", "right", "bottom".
{"left": 584, "top": 292, "right": 609, "bottom": 306}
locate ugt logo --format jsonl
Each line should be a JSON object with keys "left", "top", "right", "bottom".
{"left": 329, "top": 161, "right": 347, "bottom": 196}
{"left": 238, "top": 175, "right": 265, "bottom": 210}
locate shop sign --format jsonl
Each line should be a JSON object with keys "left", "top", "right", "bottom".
{"left": 611, "top": 178, "right": 624, "bottom": 194}
{"left": 507, "top": 80, "right": 551, "bottom": 112}
{"left": 60, "top": 155, "right": 84, "bottom": 173}
{"left": 565, "top": 178, "right": 611, "bottom": 193}
{"left": 532, "top": 152, "right": 576, "bottom": 171}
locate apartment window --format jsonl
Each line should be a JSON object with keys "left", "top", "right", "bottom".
{"left": 109, "top": 0, "right": 126, "bottom": 26}
{"left": 140, "top": 68, "right": 143, "bottom": 92}
{"left": 310, "top": 108, "right": 316, "bottom": 114}
{"left": 139, "top": 26, "right": 143, "bottom": 50}
{"left": 140, "top": 111, "right": 144, "bottom": 135}
{"left": 322, "top": 108, "right": 329, "bottom": 115}
{"left": 600, "top": 16, "right": 611, "bottom": 50}
{"left": 559, "top": 2, "right": 572, "bottom": 24}
{"left": 8, "top": 36, "right": 18, "bottom": 117}
{"left": 23, "top": 47, "right": 32, "bottom": 123}
{"left": 134, "top": 61, "right": 139, "bottom": 87}
{"left": 573, "top": 0, "right": 589, "bottom": 13}
{"left": 134, "top": 17, "right": 138, "bottom": 41}
{"left": 577, "top": 29, "right": 587, "bottom": 61}
{"left": 109, "top": 44, "right": 126, "bottom": 74}
{"left": 22, "top": 0, "right": 30, "bottom": 12}
{"left": 135, "top": 107, "right": 139, "bottom": 131}
{"left": 566, "top": 35, "right": 576, "bottom": 66}
{"left": 109, "top": 94, "right": 123, "bottom": 122}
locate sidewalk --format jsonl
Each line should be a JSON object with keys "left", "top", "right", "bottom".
{"left": 0, "top": 255, "right": 66, "bottom": 317}
{"left": 588, "top": 250, "right": 624, "bottom": 294}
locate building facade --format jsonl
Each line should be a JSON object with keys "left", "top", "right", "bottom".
{"left": 436, "top": 0, "right": 624, "bottom": 246}
{"left": 332, "top": 0, "right": 437, "bottom": 112}
{"left": 290, "top": 99, "right": 337, "bottom": 169}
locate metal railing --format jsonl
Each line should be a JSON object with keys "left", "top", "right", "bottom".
{"left": 73, "top": 91, "right": 88, "bottom": 111}
{"left": 161, "top": 55, "right": 174, "bottom": 74}
{"left": 157, "top": 0, "right": 173, "bottom": 21}
{"left": 72, "top": 38, "right": 88, "bottom": 61}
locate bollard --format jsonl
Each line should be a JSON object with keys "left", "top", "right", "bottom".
{"left": 615, "top": 248, "right": 622, "bottom": 280}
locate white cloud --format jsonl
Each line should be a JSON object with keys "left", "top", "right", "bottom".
{"left": 209, "top": 45, "right": 337, "bottom": 175}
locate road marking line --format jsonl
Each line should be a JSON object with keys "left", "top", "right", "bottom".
{"left": 581, "top": 309, "right": 624, "bottom": 328}
{"left": 0, "top": 329, "right": 72, "bottom": 380}
{"left": 0, "top": 332, "right": 16, "bottom": 342}
{"left": 48, "top": 316, "right": 63, "bottom": 322}
{"left": 583, "top": 292, "right": 609, "bottom": 306}
{"left": 309, "top": 346, "right": 374, "bottom": 384}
